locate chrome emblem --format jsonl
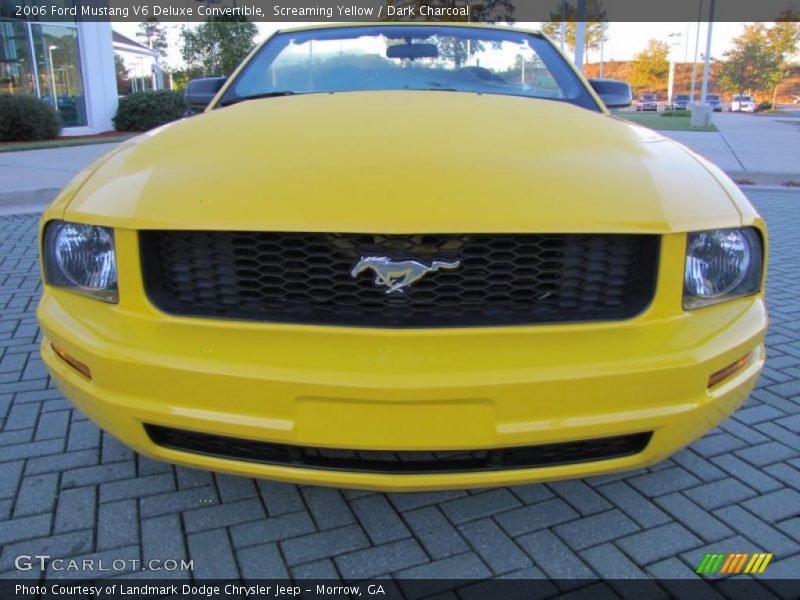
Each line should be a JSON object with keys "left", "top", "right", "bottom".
{"left": 351, "top": 256, "right": 461, "bottom": 294}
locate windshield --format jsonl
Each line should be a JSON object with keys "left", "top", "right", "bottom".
{"left": 219, "top": 25, "right": 599, "bottom": 111}
{"left": 640, "top": 95, "right": 656, "bottom": 100}
{"left": 676, "top": 95, "right": 689, "bottom": 100}
{"left": 708, "top": 95, "right": 720, "bottom": 101}
{"left": 734, "top": 95, "right": 752, "bottom": 101}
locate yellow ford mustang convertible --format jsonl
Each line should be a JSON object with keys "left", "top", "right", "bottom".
{"left": 37, "top": 23, "right": 767, "bottom": 491}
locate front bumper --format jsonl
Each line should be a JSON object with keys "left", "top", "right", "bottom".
{"left": 38, "top": 282, "right": 766, "bottom": 491}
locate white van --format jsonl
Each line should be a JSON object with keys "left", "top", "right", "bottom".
{"left": 731, "top": 95, "right": 756, "bottom": 112}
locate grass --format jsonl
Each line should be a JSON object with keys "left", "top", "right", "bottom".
{"left": 0, "top": 133, "right": 135, "bottom": 153}
{"left": 617, "top": 111, "right": 718, "bottom": 132}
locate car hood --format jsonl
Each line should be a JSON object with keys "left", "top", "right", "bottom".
{"left": 64, "top": 91, "right": 741, "bottom": 233}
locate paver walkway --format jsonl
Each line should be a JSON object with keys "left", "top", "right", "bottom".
{"left": 663, "top": 112, "right": 800, "bottom": 177}
{"left": 0, "top": 190, "right": 797, "bottom": 593}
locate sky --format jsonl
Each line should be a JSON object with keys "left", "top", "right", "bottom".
{"left": 114, "top": 21, "right": 749, "bottom": 71}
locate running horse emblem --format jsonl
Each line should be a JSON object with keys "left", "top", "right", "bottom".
{"left": 350, "top": 256, "right": 461, "bottom": 294}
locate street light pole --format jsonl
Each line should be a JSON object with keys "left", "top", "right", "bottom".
{"left": 574, "top": 0, "right": 586, "bottom": 71}
{"left": 599, "top": 22, "right": 607, "bottom": 78}
{"left": 684, "top": 22, "right": 690, "bottom": 62}
{"left": 46, "top": 45, "right": 58, "bottom": 104}
{"left": 599, "top": 31, "right": 604, "bottom": 77}
{"left": 700, "top": 0, "right": 715, "bottom": 104}
{"left": 667, "top": 32, "right": 681, "bottom": 105}
{"left": 690, "top": 0, "right": 703, "bottom": 100}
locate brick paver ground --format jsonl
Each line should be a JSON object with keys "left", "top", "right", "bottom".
{"left": 0, "top": 190, "right": 798, "bottom": 592}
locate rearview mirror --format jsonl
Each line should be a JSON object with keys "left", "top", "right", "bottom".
{"left": 588, "top": 78, "right": 633, "bottom": 109}
{"left": 386, "top": 43, "right": 439, "bottom": 60}
{"left": 185, "top": 77, "right": 227, "bottom": 114}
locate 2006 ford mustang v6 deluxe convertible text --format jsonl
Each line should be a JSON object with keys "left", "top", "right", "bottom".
{"left": 37, "top": 23, "right": 767, "bottom": 491}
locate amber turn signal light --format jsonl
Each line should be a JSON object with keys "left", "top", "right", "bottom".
{"left": 51, "top": 343, "right": 92, "bottom": 379}
{"left": 708, "top": 353, "right": 751, "bottom": 388}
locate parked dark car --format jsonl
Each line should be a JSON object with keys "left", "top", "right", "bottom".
{"left": 635, "top": 94, "right": 658, "bottom": 112}
{"left": 670, "top": 94, "right": 691, "bottom": 110}
{"left": 707, "top": 94, "right": 723, "bottom": 112}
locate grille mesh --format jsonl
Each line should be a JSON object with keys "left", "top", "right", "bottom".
{"left": 145, "top": 425, "right": 653, "bottom": 474}
{"left": 140, "top": 232, "right": 658, "bottom": 327}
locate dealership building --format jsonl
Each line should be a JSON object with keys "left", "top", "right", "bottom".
{"left": 0, "top": 12, "right": 119, "bottom": 134}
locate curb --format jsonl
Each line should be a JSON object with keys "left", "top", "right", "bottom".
{"left": 0, "top": 188, "right": 61, "bottom": 207}
{"left": 724, "top": 172, "right": 800, "bottom": 187}
{"left": 736, "top": 185, "right": 800, "bottom": 192}
{"left": 0, "top": 188, "right": 61, "bottom": 216}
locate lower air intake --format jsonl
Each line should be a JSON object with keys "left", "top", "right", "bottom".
{"left": 145, "top": 425, "right": 652, "bottom": 474}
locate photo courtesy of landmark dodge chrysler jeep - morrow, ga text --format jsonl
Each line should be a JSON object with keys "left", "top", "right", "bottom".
{"left": 37, "top": 23, "right": 767, "bottom": 491}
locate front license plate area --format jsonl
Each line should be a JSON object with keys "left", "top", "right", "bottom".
{"left": 295, "top": 397, "right": 495, "bottom": 449}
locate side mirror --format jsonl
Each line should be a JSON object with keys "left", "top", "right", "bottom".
{"left": 184, "top": 77, "right": 227, "bottom": 114}
{"left": 588, "top": 78, "right": 633, "bottom": 109}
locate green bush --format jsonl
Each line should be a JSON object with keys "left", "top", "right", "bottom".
{"left": 113, "top": 90, "right": 186, "bottom": 132}
{"left": 0, "top": 94, "right": 61, "bottom": 142}
{"left": 661, "top": 110, "right": 690, "bottom": 118}
{"left": 756, "top": 101, "right": 773, "bottom": 112}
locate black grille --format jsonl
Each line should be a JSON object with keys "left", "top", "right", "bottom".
{"left": 140, "top": 232, "right": 658, "bottom": 328}
{"left": 145, "top": 425, "right": 652, "bottom": 474}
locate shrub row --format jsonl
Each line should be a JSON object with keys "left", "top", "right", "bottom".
{"left": 661, "top": 110, "right": 690, "bottom": 118}
{"left": 113, "top": 90, "right": 186, "bottom": 132}
{"left": 0, "top": 89, "right": 187, "bottom": 143}
{"left": 0, "top": 95, "right": 61, "bottom": 142}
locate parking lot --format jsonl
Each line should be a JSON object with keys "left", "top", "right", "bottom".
{"left": 0, "top": 189, "right": 798, "bottom": 593}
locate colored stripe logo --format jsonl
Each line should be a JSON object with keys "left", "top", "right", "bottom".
{"left": 696, "top": 552, "right": 773, "bottom": 574}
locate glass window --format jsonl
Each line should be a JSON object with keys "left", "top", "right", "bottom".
{"left": 221, "top": 25, "right": 599, "bottom": 111}
{"left": 30, "top": 23, "right": 86, "bottom": 126}
{"left": 0, "top": 21, "right": 36, "bottom": 96}
{"left": 1, "top": 1, "right": 76, "bottom": 23}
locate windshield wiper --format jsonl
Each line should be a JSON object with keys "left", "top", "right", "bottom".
{"left": 218, "top": 91, "right": 297, "bottom": 106}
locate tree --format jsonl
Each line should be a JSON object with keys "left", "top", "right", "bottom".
{"left": 767, "top": 12, "right": 800, "bottom": 60}
{"left": 383, "top": 0, "right": 514, "bottom": 23}
{"left": 137, "top": 19, "right": 168, "bottom": 57}
{"left": 631, "top": 39, "right": 669, "bottom": 91}
{"left": 114, "top": 53, "right": 130, "bottom": 95}
{"left": 381, "top": 1, "right": 514, "bottom": 68}
{"left": 468, "top": 0, "right": 515, "bottom": 22}
{"left": 766, "top": 17, "right": 800, "bottom": 105}
{"left": 541, "top": 0, "right": 606, "bottom": 61}
{"left": 170, "top": 66, "right": 204, "bottom": 91}
{"left": 436, "top": 37, "right": 476, "bottom": 68}
{"left": 180, "top": 17, "right": 258, "bottom": 77}
{"left": 382, "top": 0, "right": 514, "bottom": 67}
{"left": 717, "top": 24, "right": 784, "bottom": 98}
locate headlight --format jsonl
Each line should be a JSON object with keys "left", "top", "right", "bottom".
{"left": 683, "top": 227, "right": 762, "bottom": 309}
{"left": 42, "top": 221, "right": 118, "bottom": 303}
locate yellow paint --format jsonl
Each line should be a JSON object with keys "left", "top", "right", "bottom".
{"left": 758, "top": 554, "right": 773, "bottom": 573}
{"left": 37, "top": 272, "right": 766, "bottom": 490}
{"left": 37, "top": 23, "right": 767, "bottom": 490}
{"left": 59, "top": 92, "right": 757, "bottom": 234}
